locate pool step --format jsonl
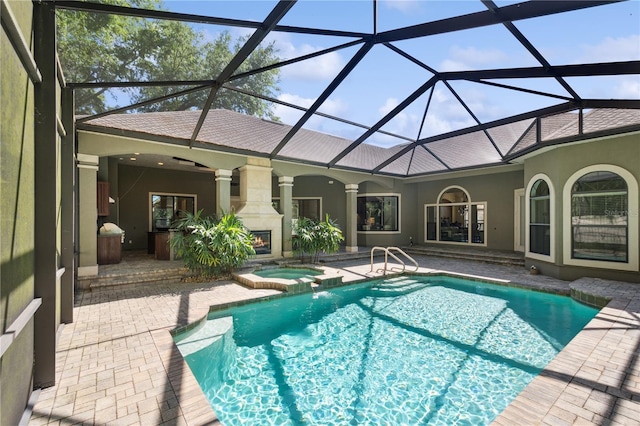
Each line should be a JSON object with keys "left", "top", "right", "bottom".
{"left": 405, "top": 246, "right": 525, "bottom": 267}
{"left": 316, "top": 246, "right": 524, "bottom": 267}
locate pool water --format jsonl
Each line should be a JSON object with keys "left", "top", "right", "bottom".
{"left": 174, "top": 275, "right": 598, "bottom": 425}
{"left": 254, "top": 267, "right": 321, "bottom": 280}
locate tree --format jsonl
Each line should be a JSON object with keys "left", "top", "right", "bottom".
{"left": 56, "top": 0, "right": 281, "bottom": 118}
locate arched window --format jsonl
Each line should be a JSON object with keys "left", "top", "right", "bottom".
{"left": 529, "top": 179, "right": 551, "bottom": 256}
{"left": 424, "top": 186, "right": 485, "bottom": 245}
{"left": 571, "top": 171, "right": 627, "bottom": 262}
{"left": 563, "top": 165, "right": 638, "bottom": 272}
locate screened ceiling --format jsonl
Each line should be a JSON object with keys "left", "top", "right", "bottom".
{"left": 59, "top": 0, "right": 640, "bottom": 177}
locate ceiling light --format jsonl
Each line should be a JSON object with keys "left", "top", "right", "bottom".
{"left": 158, "top": 162, "right": 164, "bottom": 166}
{"left": 134, "top": 152, "right": 140, "bottom": 155}
{"left": 130, "top": 157, "right": 136, "bottom": 161}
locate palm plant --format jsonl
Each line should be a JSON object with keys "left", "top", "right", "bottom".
{"left": 170, "top": 210, "right": 255, "bottom": 278}
{"left": 293, "top": 214, "right": 344, "bottom": 263}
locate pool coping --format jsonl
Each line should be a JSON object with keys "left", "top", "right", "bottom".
{"left": 168, "top": 269, "right": 638, "bottom": 425}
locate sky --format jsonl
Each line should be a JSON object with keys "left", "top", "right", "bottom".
{"left": 124, "top": 0, "right": 640, "bottom": 148}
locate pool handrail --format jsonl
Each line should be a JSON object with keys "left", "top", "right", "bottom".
{"left": 370, "top": 246, "right": 419, "bottom": 274}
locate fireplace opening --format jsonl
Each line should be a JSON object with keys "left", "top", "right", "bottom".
{"left": 252, "top": 230, "right": 271, "bottom": 255}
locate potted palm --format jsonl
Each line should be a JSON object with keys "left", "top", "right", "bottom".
{"left": 170, "top": 210, "right": 255, "bottom": 279}
{"left": 293, "top": 214, "right": 344, "bottom": 263}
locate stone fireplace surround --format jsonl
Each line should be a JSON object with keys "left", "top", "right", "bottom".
{"left": 235, "top": 158, "right": 283, "bottom": 260}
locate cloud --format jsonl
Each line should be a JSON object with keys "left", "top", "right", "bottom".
{"left": 266, "top": 33, "right": 345, "bottom": 81}
{"left": 577, "top": 35, "right": 640, "bottom": 63}
{"left": 273, "top": 93, "right": 350, "bottom": 133}
{"left": 380, "top": 0, "right": 423, "bottom": 13}
{"left": 419, "top": 88, "right": 476, "bottom": 138}
{"left": 613, "top": 77, "right": 640, "bottom": 99}
{"left": 440, "top": 46, "right": 509, "bottom": 71}
{"left": 365, "top": 97, "right": 420, "bottom": 147}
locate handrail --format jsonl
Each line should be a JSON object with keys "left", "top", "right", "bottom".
{"left": 370, "top": 246, "right": 419, "bottom": 275}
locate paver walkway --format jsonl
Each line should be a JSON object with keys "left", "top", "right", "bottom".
{"left": 27, "top": 255, "right": 639, "bottom": 425}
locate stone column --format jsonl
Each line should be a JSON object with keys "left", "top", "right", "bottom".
{"left": 279, "top": 176, "right": 294, "bottom": 257}
{"left": 215, "top": 169, "right": 232, "bottom": 216}
{"left": 77, "top": 154, "right": 99, "bottom": 277}
{"left": 345, "top": 183, "right": 359, "bottom": 252}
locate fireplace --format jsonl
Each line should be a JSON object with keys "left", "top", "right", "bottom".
{"left": 252, "top": 230, "right": 271, "bottom": 255}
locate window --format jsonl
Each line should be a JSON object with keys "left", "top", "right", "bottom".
{"left": 529, "top": 179, "right": 551, "bottom": 255}
{"left": 571, "top": 171, "right": 627, "bottom": 262}
{"left": 357, "top": 195, "right": 399, "bottom": 232}
{"left": 150, "top": 193, "right": 196, "bottom": 231}
{"left": 563, "top": 165, "right": 638, "bottom": 272}
{"left": 424, "top": 186, "right": 485, "bottom": 245}
{"left": 273, "top": 198, "right": 322, "bottom": 235}
{"left": 272, "top": 198, "right": 321, "bottom": 220}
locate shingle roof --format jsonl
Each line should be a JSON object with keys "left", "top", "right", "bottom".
{"left": 79, "top": 107, "right": 640, "bottom": 177}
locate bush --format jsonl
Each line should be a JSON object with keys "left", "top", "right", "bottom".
{"left": 293, "top": 214, "right": 344, "bottom": 263}
{"left": 170, "top": 210, "right": 255, "bottom": 278}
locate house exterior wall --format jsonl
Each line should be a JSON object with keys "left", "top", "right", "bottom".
{"left": 524, "top": 133, "right": 640, "bottom": 282}
{"left": 116, "top": 164, "right": 217, "bottom": 251}
{"left": 1, "top": 1, "right": 36, "bottom": 424}
{"left": 275, "top": 175, "right": 349, "bottom": 231}
{"left": 411, "top": 169, "right": 525, "bottom": 251}
{"left": 356, "top": 180, "right": 419, "bottom": 248}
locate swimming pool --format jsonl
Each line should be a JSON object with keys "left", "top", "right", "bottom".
{"left": 254, "top": 267, "right": 322, "bottom": 280}
{"left": 174, "top": 275, "right": 598, "bottom": 425}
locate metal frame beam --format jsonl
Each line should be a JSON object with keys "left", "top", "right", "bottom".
{"left": 376, "top": 1, "right": 621, "bottom": 42}
{"left": 270, "top": 41, "right": 375, "bottom": 157}
{"left": 189, "top": 0, "right": 296, "bottom": 146}
{"left": 481, "top": 0, "right": 581, "bottom": 101}
{"left": 328, "top": 75, "right": 439, "bottom": 167}
{"left": 441, "top": 61, "right": 640, "bottom": 80}
{"left": 1, "top": 0, "right": 42, "bottom": 83}
{"left": 52, "top": 0, "right": 368, "bottom": 38}
{"left": 33, "top": 0, "right": 58, "bottom": 389}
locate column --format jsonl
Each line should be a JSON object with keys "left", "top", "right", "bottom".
{"left": 60, "top": 88, "right": 75, "bottom": 324}
{"left": 279, "top": 176, "right": 294, "bottom": 257}
{"left": 77, "top": 154, "right": 99, "bottom": 277}
{"left": 33, "top": 0, "right": 57, "bottom": 388}
{"left": 215, "top": 169, "right": 232, "bottom": 216}
{"left": 345, "top": 183, "right": 359, "bottom": 252}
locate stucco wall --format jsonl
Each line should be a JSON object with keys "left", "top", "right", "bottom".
{"left": 274, "top": 175, "right": 349, "bottom": 231}
{"left": 524, "top": 134, "right": 640, "bottom": 282}
{"left": 1, "top": 1, "right": 36, "bottom": 424}
{"left": 116, "top": 164, "right": 217, "bottom": 251}
{"left": 356, "top": 179, "right": 419, "bottom": 248}
{"left": 411, "top": 169, "right": 525, "bottom": 251}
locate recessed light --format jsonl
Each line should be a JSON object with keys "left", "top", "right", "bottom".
{"left": 130, "top": 157, "right": 136, "bottom": 161}
{"left": 134, "top": 152, "right": 140, "bottom": 155}
{"left": 158, "top": 162, "right": 164, "bottom": 166}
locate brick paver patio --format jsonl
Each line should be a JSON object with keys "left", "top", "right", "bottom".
{"left": 27, "top": 255, "right": 639, "bottom": 425}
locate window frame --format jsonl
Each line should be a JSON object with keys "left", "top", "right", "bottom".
{"left": 357, "top": 193, "right": 401, "bottom": 234}
{"left": 526, "top": 174, "right": 555, "bottom": 263}
{"left": 148, "top": 192, "right": 197, "bottom": 232}
{"left": 562, "top": 165, "right": 638, "bottom": 271}
{"left": 423, "top": 186, "right": 487, "bottom": 246}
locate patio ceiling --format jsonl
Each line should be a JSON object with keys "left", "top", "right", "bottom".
{"left": 60, "top": 0, "right": 640, "bottom": 177}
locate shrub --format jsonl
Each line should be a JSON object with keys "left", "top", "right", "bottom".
{"left": 293, "top": 214, "right": 344, "bottom": 263}
{"left": 170, "top": 210, "right": 255, "bottom": 278}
